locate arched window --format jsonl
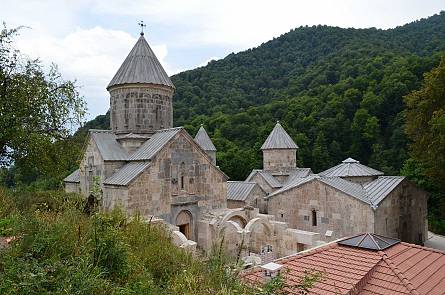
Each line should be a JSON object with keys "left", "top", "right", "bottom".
{"left": 312, "top": 209, "right": 317, "bottom": 226}
{"left": 180, "top": 162, "right": 186, "bottom": 190}
{"left": 180, "top": 175, "right": 184, "bottom": 189}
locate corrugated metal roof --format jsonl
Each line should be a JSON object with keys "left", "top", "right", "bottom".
{"left": 245, "top": 169, "right": 261, "bottom": 182}
{"left": 259, "top": 171, "right": 283, "bottom": 188}
{"left": 269, "top": 175, "right": 317, "bottom": 197}
{"left": 194, "top": 126, "right": 216, "bottom": 151}
{"left": 103, "top": 162, "right": 150, "bottom": 186}
{"left": 64, "top": 169, "right": 80, "bottom": 183}
{"left": 319, "top": 177, "right": 370, "bottom": 205}
{"left": 129, "top": 127, "right": 182, "bottom": 160}
{"left": 365, "top": 176, "right": 405, "bottom": 205}
{"left": 261, "top": 122, "right": 299, "bottom": 150}
{"left": 107, "top": 35, "right": 174, "bottom": 89}
{"left": 283, "top": 168, "right": 313, "bottom": 185}
{"left": 227, "top": 181, "right": 257, "bottom": 201}
{"left": 319, "top": 157, "right": 384, "bottom": 177}
{"left": 90, "top": 130, "right": 129, "bottom": 161}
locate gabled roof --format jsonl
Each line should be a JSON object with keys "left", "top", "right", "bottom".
{"left": 365, "top": 176, "right": 405, "bottom": 205}
{"left": 107, "top": 35, "right": 174, "bottom": 89}
{"left": 194, "top": 126, "right": 216, "bottom": 151}
{"left": 103, "top": 162, "right": 150, "bottom": 186}
{"left": 320, "top": 177, "right": 370, "bottom": 205}
{"left": 267, "top": 174, "right": 408, "bottom": 209}
{"left": 261, "top": 122, "right": 298, "bottom": 150}
{"left": 227, "top": 181, "right": 257, "bottom": 201}
{"left": 64, "top": 169, "right": 80, "bottom": 183}
{"left": 319, "top": 157, "right": 384, "bottom": 177}
{"left": 246, "top": 170, "right": 283, "bottom": 188}
{"left": 90, "top": 130, "right": 129, "bottom": 161}
{"left": 129, "top": 127, "right": 182, "bottom": 160}
{"left": 242, "top": 236, "right": 445, "bottom": 295}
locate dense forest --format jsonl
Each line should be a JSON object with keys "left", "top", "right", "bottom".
{"left": 1, "top": 13, "right": 444, "bottom": 231}
{"left": 77, "top": 12, "right": 445, "bottom": 180}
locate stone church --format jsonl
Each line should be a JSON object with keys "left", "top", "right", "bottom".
{"left": 65, "top": 31, "right": 427, "bottom": 259}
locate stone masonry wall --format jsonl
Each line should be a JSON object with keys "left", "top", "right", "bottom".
{"left": 109, "top": 84, "right": 174, "bottom": 135}
{"left": 374, "top": 180, "right": 428, "bottom": 244}
{"left": 267, "top": 180, "right": 374, "bottom": 241}
{"left": 263, "top": 149, "right": 296, "bottom": 171}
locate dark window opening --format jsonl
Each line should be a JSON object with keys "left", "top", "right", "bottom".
{"left": 312, "top": 209, "right": 317, "bottom": 226}
{"left": 180, "top": 176, "right": 184, "bottom": 189}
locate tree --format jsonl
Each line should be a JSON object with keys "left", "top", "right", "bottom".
{"left": 0, "top": 25, "right": 86, "bottom": 169}
{"left": 405, "top": 55, "right": 445, "bottom": 191}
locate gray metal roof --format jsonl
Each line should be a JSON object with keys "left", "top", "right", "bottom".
{"left": 283, "top": 168, "right": 313, "bottom": 185}
{"left": 64, "top": 169, "right": 80, "bottom": 183}
{"left": 319, "top": 177, "right": 370, "bottom": 205}
{"left": 364, "top": 176, "right": 405, "bottom": 205}
{"left": 227, "top": 181, "right": 257, "bottom": 201}
{"left": 90, "top": 130, "right": 129, "bottom": 161}
{"left": 319, "top": 158, "right": 384, "bottom": 177}
{"left": 107, "top": 35, "right": 174, "bottom": 89}
{"left": 268, "top": 175, "right": 316, "bottom": 197}
{"left": 194, "top": 126, "right": 216, "bottom": 151}
{"left": 129, "top": 127, "right": 182, "bottom": 160}
{"left": 259, "top": 171, "right": 283, "bottom": 188}
{"left": 103, "top": 162, "right": 150, "bottom": 186}
{"left": 261, "top": 122, "right": 298, "bottom": 150}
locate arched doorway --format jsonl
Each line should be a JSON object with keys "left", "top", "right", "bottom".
{"left": 176, "top": 210, "right": 193, "bottom": 240}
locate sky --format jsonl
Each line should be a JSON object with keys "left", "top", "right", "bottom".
{"left": 1, "top": 0, "right": 444, "bottom": 121}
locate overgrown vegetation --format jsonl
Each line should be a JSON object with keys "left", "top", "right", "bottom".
{"left": 0, "top": 189, "right": 321, "bottom": 294}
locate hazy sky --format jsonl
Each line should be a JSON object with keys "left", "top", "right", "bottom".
{"left": 1, "top": 0, "right": 444, "bottom": 120}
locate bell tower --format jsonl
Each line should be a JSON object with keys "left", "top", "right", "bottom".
{"left": 107, "top": 22, "right": 175, "bottom": 135}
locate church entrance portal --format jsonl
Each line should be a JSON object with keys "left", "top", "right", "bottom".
{"left": 176, "top": 210, "right": 193, "bottom": 240}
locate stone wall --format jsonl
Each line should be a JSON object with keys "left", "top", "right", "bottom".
{"left": 227, "top": 185, "right": 267, "bottom": 212}
{"left": 65, "top": 182, "right": 80, "bottom": 193}
{"left": 263, "top": 149, "right": 296, "bottom": 171}
{"left": 267, "top": 179, "right": 374, "bottom": 241}
{"left": 79, "top": 138, "right": 104, "bottom": 196}
{"left": 374, "top": 179, "right": 428, "bottom": 244}
{"left": 109, "top": 84, "right": 174, "bottom": 135}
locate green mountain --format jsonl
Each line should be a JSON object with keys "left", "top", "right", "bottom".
{"left": 83, "top": 12, "right": 445, "bottom": 180}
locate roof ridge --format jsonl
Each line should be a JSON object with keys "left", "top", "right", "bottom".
{"left": 89, "top": 129, "right": 113, "bottom": 133}
{"left": 379, "top": 251, "right": 420, "bottom": 295}
{"left": 400, "top": 241, "right": 445, "bottom": 255}
{"left": 349, "top": 259, "right": 381, "bottom": 294}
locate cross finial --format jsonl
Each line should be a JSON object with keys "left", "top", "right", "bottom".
{"left": 138, "top": 21, "right": 146, "bottom": 36}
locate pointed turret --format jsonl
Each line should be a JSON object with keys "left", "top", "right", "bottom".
{"left": 194, "top": 125, "right": 217, "bottom": 165}
{"left": 108, "top": 32, "right": 174, "bottom": 135}
{"left": 261, "top": 122, "right": 298, "bottom": 171}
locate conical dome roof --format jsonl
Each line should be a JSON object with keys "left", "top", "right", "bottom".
{"left": 319, "top": 158, "right": 384, "bottom": 177}
{"left": 107, "top": 35, "right": 174, "bottom": 89}
{"left": 261, "top": 122, "right": 298, "bottom": 150}
{"left": 194, "top": 126, "right": 216, "bottom": 151}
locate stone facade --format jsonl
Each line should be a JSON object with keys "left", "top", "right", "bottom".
{"left": 109, "top": 84, "right": 174, "bottom": 135}
{"left": 263, "top": 149, "right": 296, "bottom": 171}
{"left": 266, "top": 179, "right": 375, "bottom": 241}
{"left": 374, "top": 180, "right": 428, "bottom": 244}
{"left": 102, "top": 130, "right": 227, "bottom": 242}
{"left": 227, "top": 184, "right": 267, "bottom": 211}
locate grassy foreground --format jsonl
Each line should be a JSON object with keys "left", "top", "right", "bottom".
{"left": 0, "top": 189, "right": 272, "bottom": 295}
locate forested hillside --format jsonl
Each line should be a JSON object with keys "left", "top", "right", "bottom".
{"left": 81, "top": 12, "right": 445, "bottom": 181}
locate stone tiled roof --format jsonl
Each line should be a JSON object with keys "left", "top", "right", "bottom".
{"left": 129, "top": 127, "right": 182, "bottom": 160}
{"left": 103, "top": 162, "right": 150, "bottom": 186}
{"left": 107, "top": 35, "right": 174, "bottom": 89}
{"left": 90, "top": 130, "right": 129, "bottom": 161}
{"left": 194, "top": 126, "right": 216, "bottom": 151}
{"left": 64, "top": 169, "right": 80, "bottom": 183}
{"left": 261, "top": 122, "right": 298, "bottom": 150}
{"left": 319, "top": 157, "right": 384, "bottom": 177}
{"left": 242, "top": 235, "right": 445, "bottom": 294}
{"left": 227, "top": 181, "right": 257, "bottom": 201}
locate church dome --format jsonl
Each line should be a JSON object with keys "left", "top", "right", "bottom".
{"left": 107, "top": 34, "right": 174, "bottom": 89}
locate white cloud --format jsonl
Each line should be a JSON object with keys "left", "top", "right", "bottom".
{"left": 14, "top": 26, "right": 172, "bottom": 119}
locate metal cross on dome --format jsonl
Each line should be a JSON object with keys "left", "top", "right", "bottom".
{"left": 138, "top": 21, "right": 147, "bottom": 36}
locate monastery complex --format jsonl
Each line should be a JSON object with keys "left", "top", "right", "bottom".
{"left": 64, "top": 32, "right": 428, "bottom": 261}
